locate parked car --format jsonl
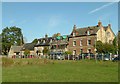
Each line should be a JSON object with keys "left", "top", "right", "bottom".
{"left": 80, "top": 53, "right": 95, "bottom": 59}
{"left": 57, "top": 55, "right": 64, "bottom": 60}
{"left": 103, "top": 57, "right": 109, "bottom": 61}
{"left": 50, "top": 52, "right": 64, "bottom": 60}
{"left": 103, "top": 54, "right": 110, "bottom": 61}
{"left": 112, "top": 57, "right": 119, "bottom": 62}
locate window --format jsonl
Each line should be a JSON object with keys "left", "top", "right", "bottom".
{"left": 80, "top": 49, "right": 83, "bottom": 54}
{"left": 50, "top": 39, "right": 52, "bottom": 43}
{"left": 107, "top": 32, "right": 111, "bottom": 37}
{"left": 88, "top": 49, "right": 91, "bottom": 53}
{"left": 87, "top": 40, "right": 91, "bottom": 45}
{"left": 87, "top": 31, "right": 90, "bottom": 35}
{"left": 73, "top": 50, "right": 76, "bottom": 55}
{"left": 73, "top": 32, "right": 76, "bottom": 36}
{"left": 43, "top": 40, "right": 45, "bottom": 43}
{"left": 80, "top": 40, "right": 82, "bottom": 46}
{"left": 37, "top": 41, "right": 40, "bottom": 44}
{"left": 73, "top": 41, "right": 76, "bottom": 46}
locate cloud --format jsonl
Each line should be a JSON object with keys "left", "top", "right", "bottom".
{"left": 88, "top": 2, "right": 116, "bottom": 14}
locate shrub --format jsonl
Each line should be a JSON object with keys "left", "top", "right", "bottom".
{"left": 2, "top": 57, "right": 14, "bottom": 67}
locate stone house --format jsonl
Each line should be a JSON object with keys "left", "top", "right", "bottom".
{"left": 34, "top": 34, "right": 52, "bottom": 56}
{"left": 8, "top": 46, "right": 22, "bottom": 57}
{"left": 68, "top": 21, "right": 115, "bottom": 55}
{"left": 50, "top": 35, "right": 69, "bottom": 52}
{"left": 35, "top": 34, "right": 69, "bottom": 55}
{"left": 21, "top": 43, "right": 36, "bottom": 56}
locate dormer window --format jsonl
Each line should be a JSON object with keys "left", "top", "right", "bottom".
{"left": 87, "top": 31, "right": 90, "bottom": 35}
{"left": 37, "top": 41, "right": 40, "bottom": 44}
{"left": 50, "top": 39, "right": 52, "bottom": 43}
{"left": 43, "top": 40, "right": 45, "bottom": 43}
{"left": 73, "top": 32, "right": 76, "bottom": 36}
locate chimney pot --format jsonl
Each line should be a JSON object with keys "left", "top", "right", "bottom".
{"left": 98, "top": 20, "right": 102, "bottom": 26}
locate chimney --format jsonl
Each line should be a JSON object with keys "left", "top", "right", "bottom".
{"left": 108, "top": 24, "right": 111, "bottom": 28}
{"left": 98, "top": 20, "right": 102, "bottom": 26}
{"left": 45, "top": 34, "right": 48, "bottom": 38}
{"left": 73, "top": 25, "right": 77, "bottom": 30}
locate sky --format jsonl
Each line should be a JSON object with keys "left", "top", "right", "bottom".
{"left": 2, "top": 2, "right": 118, "bottom": 43}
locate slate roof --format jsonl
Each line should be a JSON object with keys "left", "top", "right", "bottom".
{"left": 35, "top": 37, "right": 52, "bottom": 46}
{"left": 75, "top": 26, "right": 100, "bottom": 36}
{"left": 10, "top": 46, "right": 22, "bottom": 52}
{"left": 21, "top": 43, "right": 36, "bottom": 51}
{"left": 36, "top": 35, "right": 69, "bottom": 46}
{"left": 51, "top": 40, "right": 68, "bottom": 45}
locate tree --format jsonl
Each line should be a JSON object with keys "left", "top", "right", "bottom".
{"left": 103, "top": 43, "right": 115, "bottom": 54}
{"left": 43, "top": 47, "right": 49, "bottom": 55}
{"left": 113, "top": 36, "right": 118, "bottom": 54}
{"left": 32, "top": 38, "right": 38, "bottom": 44}
{"left": 0, "top": 34, "right": 2, "bottom": 55}
{"left": 113, "top": 37, "right": 117, "bottom": 47}
{"left": 52, "top": 33, "right": 61, "bottom": 37}
{"left": 96, "top": 41, "right": 104, "bottom": 53}
{"left": 64, "top": 51, "right": 72, "bottom": 55}
{"left": 64, "top": 51, "right": 72, "bottom": 60}
{"left": 118, "top": 31, "right": 120, "bottom": 53}
{"left": 2, "top": 26, "right": 24, "bottom": 55}
{"left": 96, "top": 41, "right": 115, "bottom": 54}
{"left": 24, "top": 49, "right": 30, "bottom": 56}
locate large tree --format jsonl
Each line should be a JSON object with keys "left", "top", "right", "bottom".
{"left": 96, "top": 41, "right": 115, "bottom": 54}
{"left": 103, "top": 43, "right": 115, "bottom": 54}
{"left": 32, "top": 38, "right": 38, "bottom": 44}
{"left": 113, "top": 36, "right": 118, "bottom": 54}
{"left": 118, "top": 31, "right": 120, "bottom": 54}
{"left": 0, "top": 34, "right": 2, "bottom": 55}
{"left": 96, "top": 41, "right": 104, "bottom": 53}
{"left": 2, "top": 26, "right": 24, "bottom": 55}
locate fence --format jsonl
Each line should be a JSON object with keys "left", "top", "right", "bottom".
{"left": 2, "top": 53, "right": 117, "bottom": 61}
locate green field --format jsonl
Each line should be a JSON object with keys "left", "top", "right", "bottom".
{"left": 2, "top": 58, "right": 118, "bottom": 82}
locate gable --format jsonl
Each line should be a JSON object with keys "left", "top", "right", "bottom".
{"left": 105, "top": 26, "right": 115, "bottom": 37}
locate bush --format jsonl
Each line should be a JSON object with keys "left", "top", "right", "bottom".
{"left": 2, "top": 57, "right": 14, "bottom": 67}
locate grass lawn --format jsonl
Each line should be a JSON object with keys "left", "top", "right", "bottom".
{"left": 2, "top": 58, "right": 118, "bottom": 82}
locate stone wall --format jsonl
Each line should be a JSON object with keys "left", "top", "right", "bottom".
{"left": 96, "top": 26, "right": 106, "bottom": 43}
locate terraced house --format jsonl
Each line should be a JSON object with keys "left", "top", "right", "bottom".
{"left": 8, "top": 21, "right": 115, "bottom": 57}
{"left": 35, "top": 33, "right": 69, "bottom": 55}
{"left": 68, "top": 21, "right": 115, "bottom": 55}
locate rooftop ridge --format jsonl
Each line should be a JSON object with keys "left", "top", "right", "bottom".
{"left": 76, "top": 25, "right": 99, "bottom": 30}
